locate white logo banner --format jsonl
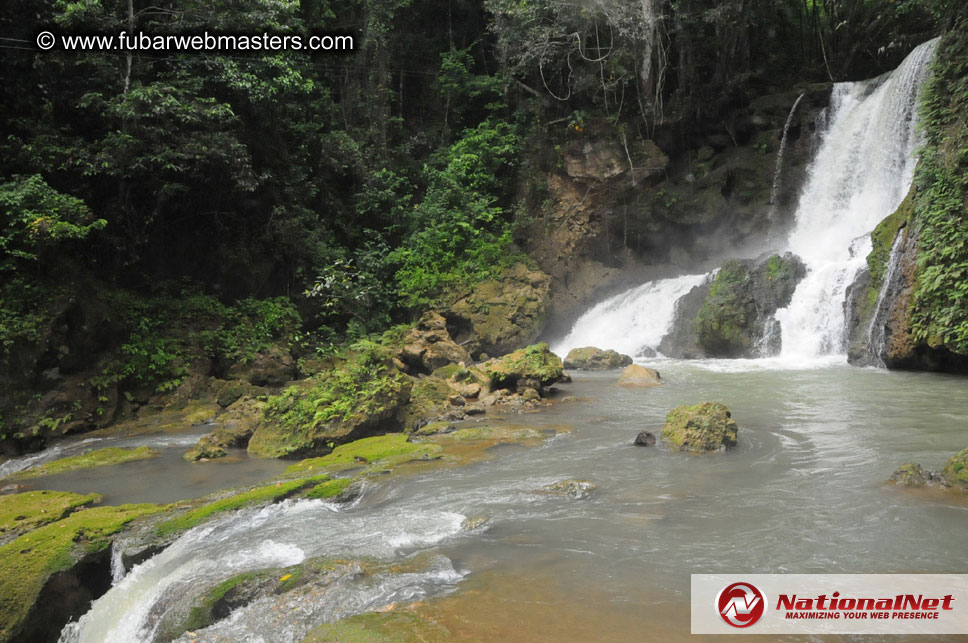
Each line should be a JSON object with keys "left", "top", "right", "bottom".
{"left": 692, "top": 574, "right": 968, "bottom": 634}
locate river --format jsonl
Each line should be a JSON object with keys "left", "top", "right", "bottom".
{"left": 55, "top": 360, "right": 968, "bottom": 642}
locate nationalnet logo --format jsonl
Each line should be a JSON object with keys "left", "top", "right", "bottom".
{"left": 693, "top": 574, "right": 968, "bottom": 635}
{"left": 717, "top": 582, "right": 766, "bottom": 628}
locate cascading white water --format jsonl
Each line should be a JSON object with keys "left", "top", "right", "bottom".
{"left": 774, "top": 39, "right": 938, "bottom": 362}
{"left": 551, "top": 273, "right": 710, "bottom": 358}
{"left": 59, "top": 497, "right": 467, "bottom": 643}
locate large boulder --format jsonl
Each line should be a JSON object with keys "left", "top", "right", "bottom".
{"left": 184, "top": 397, "right": 265, "bottom": 461}
{"left": 247, "top": 349, "right": 412, "bottom": 458}
{"left": 617, "top": 364, "right": 662, "bottom": 388}
{"left": 661, "top": 402, "right": 738, "bottom": 453}
{"left": 446, "top": 263, "right": 551, "bottom": 359}
{"left": 226, "top": 345, "right": 296, "bottom": 387}
{"left": 564, "top": 346, "right": 632, "bottom": 371}
{"left": 484, "top": 343, "right": 563, "bottom": 393}
{"left": 396, "top": 311, "right": 471, "bottom": 375}
{"left": 660, "top": 253, "right": 805, "bottom": 358}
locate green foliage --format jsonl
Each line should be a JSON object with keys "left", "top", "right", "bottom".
{"left": 0, "top": 175, "right": 105, "bottom": 273}
{"left": 909, "top": 25, "right": 968, "bottom": 354}
{"left": 257, "top": 340, "right": 410, "bottom": 457}
{"left": 94, "top": 287, "right": 300, "bottom": 392}
{"left": 695, "top": 262, "right": 753, "bottom": 355}
{"left": 392, "top": 120, "right": 520, "bottom": 309}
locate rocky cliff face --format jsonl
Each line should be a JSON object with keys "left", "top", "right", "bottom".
{"left": 521, "top": 85, "right": 832, "bottom": 336}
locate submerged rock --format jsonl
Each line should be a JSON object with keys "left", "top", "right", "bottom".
{"left": 661, "top": 402, "right": 738, "bottom": 453}
{"left": 617, "top": 364, "right": 662, "bottom": 388}
{"left": 634, "top": 431, "right": 656, "bottom": 447}
{"left": 539, "top": 479, "right": 597, "bottom": 500}
{"left": 563, "top": 346, "right": 633, "bottom": 371}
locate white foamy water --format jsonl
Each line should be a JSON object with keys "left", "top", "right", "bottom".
{"left": 59, "top": 498, "right": 466, "bottom": 643}
{"left": 552, "top": 273, "right": 710, "bottom": 358}
{"left": 775, "top": 39, "right": 938, "bottom": 361}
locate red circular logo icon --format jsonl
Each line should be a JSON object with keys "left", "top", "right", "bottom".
{"left": 717, "top": 582, "right": 766, "bottom": 628}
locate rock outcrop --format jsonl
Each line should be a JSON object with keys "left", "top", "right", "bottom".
{"left": 660, "top": 253, "right": 805, "bottom": 358}
{"left": 247, "top": 350, "right": 413, "bottom": 458}
{"left": 484, "top": 343, "right": 563, "bottom": 396}
{"left": 660, "top": 402, "right": 738, "bottom": 453}
{"left": 446, "top": 263, "right": 551, "bottom": 360}
{"left": 395, "top": 311, "right": 471, "bottom": 375}
{"left": 563, "top": 346, "right": 632, "bottom": 370}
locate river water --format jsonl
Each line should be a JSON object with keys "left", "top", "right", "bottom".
{"left": 58, "top": 361, "right": 968, "bottom": 642}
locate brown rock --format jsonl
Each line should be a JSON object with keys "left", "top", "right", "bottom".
{"left": 617, "top": 364, "right": 663, "bottom": 388}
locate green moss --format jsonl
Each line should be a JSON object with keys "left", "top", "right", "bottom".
{"left": 305, "top": 477, "right": 352, "bottom": 500}
{"left": 943, "top": 448, "right": 968, "bottom": 488}
{"left": 181, "top": 571, "right": 262, "bottom": 632}
{"left": 0, "top": 502, "right": 163, "bottom": 641}
{"left": 301, "top": 610, "right": 450, "bottom": 643}
{"left": 694, "top": 261, "right": 754, "bottom": 355}
{"left": 284, "top": 434, "right": 442, "bottom": 475}
{"left": 155, "top": 475, "right": 328, "bottom": 536}
{"left": 10, "top": 446, "right": 159, "bottom": 480}
{"left": 250, "top": 342, "right": 412, "bottom": 458}
{"left": 0, "top": 490, "right": 101, "bottom": 540}
{"left": 484, "top": 342, "right": 563, "bottom": 389}
{"left": 399, "top": 377, "right": 454, "bottom": 429}
{"left": 661, "top": 402, "right": 738, "bottom": 453}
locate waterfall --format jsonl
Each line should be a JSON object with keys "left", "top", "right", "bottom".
{"left": 774, "top": 38, "right": 938, "bottom": 362}
{"left": 767, "top": 93, "right": 805, "bottom": 220}
{"left": 864, "top": 230, "right": 907, "bottom": 366}
{"left": 551, "top": 273, "right": 710, "bottom": 358}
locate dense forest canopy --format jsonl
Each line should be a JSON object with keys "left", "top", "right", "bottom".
{"left": 0, "top": 0, "right": 959, "bottom": 362}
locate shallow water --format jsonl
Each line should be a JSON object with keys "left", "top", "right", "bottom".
{"left": 60, "top": 361, "right": 968, "bottom": 641}
{"left": 2, "top": 426, "right": 289, "bottom": 504}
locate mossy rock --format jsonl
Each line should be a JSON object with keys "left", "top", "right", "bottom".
{"left": 0, "top": 502, "right": 164, "bottom": 642}
{"left": 185, "top": 398, "right": 264, "bottom": 461}
{"left": 301, "top": 610, "right": 450, "bottom": 643}
{"left": 0, "top": 490, "right": 101, "bottom": 542}
{"left": 484, "top": 343, "right": 563, "bottom": 391}
{"left": 890, "top": 462, "right": 931, "bottom": 487}
{"left": 692, "top": 254, "right": 804, "bottom": 357}
{"left": 943, "top": 448, "right": 968, "bottom": 489}
{"left": 399, "top": 376, "right": 456, "bottom": 430}
{"left": 661, "top": 402, "right": 738, "bottom": 454}
{"left": 10, "top": 446, "right": 159, "bottom": 480}
{"left": 563, "top": 347, "right": 632, "bottom": 371}
{"left": 248, "top": 346, "right": 413, "bottom": 458}
{"left": 284, "top": 434, "right": 443, "bottom": 476}
{"left": 446, "top": 262, "right": 551, "bottom": 358}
